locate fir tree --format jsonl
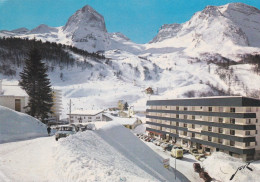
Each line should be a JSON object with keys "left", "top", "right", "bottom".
{"left": 19, "top": 48, "right": 53, "bottom": 123}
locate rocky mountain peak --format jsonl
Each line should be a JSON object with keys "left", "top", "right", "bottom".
{"left": 63, "top": 5, "right": 107, "bottom": 37}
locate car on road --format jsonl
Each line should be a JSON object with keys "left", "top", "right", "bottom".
{"left": 164, "top": 144, "right": 174, "bottom": 151}
{"left": 55, "top": 125, "right": 77, "bottom": 141}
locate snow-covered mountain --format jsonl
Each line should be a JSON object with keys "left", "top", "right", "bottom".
{"left": 0, "top": 3, "right": 260, "bottom": 118}
{"left": 149, "top": 3, "right": 260, "bottom": 59}
{"left": 0, "top": 5, "right": 143, "bottom": 53}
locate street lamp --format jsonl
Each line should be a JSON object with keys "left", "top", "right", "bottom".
{"left": 230, "top": 162, "right": 253, "bottom": 180}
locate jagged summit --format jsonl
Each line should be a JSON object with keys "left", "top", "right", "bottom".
{"left": 63, "top": 5, "right": 107, "bottom": 42}
{"left": 11, "top": 28, "right": 29, "bottom": 34}
{"left": 30, "top": 24, "right": 58, "bottom": 34}
{"left": 150, "top": 2, "right": 260, "bottom": 54}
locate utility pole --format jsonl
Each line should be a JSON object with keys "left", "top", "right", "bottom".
{"left": 69, "top": 99, "right": 71, "bottom": 123}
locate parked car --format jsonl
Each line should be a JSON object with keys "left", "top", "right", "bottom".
{"left": 161, "top": 142, "right": 169, "bottom": 149}
{"left": 55, "top": 125, "right": 76, "bottom": 141}
{"left": 199, "top": 171, "right": 212, "bottom": 182}
{"left": 154, "top": 140, "right": 162, "bottom": 146}
{"left": 190, "top": 148, "right": 206, "bottom": 160}
{"left": 193, "top": 163, "right": 202, "bottom": 173}
{"left": 152, "top": 139, "right": 159, "bottom": 144}
{"left": 164, "top": 144, "right": 174, "bottom": 151}
{"left": 149, "top": 138, "right": 156, "bottom": 142}
{"left": 183, "top": 149, "right": 189, "bottom": 154}
{"left": 171, "top": 146, "right": 183, "bottom": 159}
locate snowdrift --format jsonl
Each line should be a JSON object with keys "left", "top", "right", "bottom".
{"left": 0, "top": 106, "right": 47, "bottom": 143}
{"left": 54, "top": 122, "right": 184, "bottom": 181}
{"left": 202, "top": 152, "right": 260, "bottom": 181}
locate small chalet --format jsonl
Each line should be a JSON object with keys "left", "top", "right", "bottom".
{"left": 145, "top": 87, "right": 154, "bottom": 94}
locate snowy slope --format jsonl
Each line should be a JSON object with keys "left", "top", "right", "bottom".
{"left": 0, "top": 122, "right": 188, "bottom": 182}
{"left": 148, "top": 3, "right": 260, "bottom": 59}
{"left": 0, "top": 5, "right": 143, "bottom": 53}
{"left": 0, "top": 105, "right": 47, "bottom": 144}
{"left": 202, "top": 152, "right": 260, "bottom": 182}
{"left": 0, "top": 3, "right": 260, "bottom": 118}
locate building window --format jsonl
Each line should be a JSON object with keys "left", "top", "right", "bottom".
{"left": 192, "top": 115, "right": 195, "bottom": 120}
{"left": 70, "top": 116, "right": 73, "bottom": 118}
{"left": 245, "top": 142, "right": 250, "bottom": 147}
{"left": 245, "top": 131, "right": 250, "bottom": 135}
{"left": 96, "top": 117, "right": 100, "bottom": 119}
{"left": 247, "top": 119, "right": 251, "bottom": 124}
{"left": 219, "top": 128, "right": 223, "bottom": 133}
{"left": 256, "top": 130, "right": 258, "bottom": 134}
{"left": 208, "top": 136, "right": 212, "bottom": 141}
{"left": 218, "top": 118, "right": 223, "bottom": 123}
{"left": 176, "top": 106, "right": 179, "bottom": 111}
{"left": 192, "top": 124, "right": 195, "bottom": 129}
{"left": 176, "top": 122, "right": 179, "bottom": 126}
{"left": 183, "top": 123, "right": 187, "bottom": 127}
{"left": 88, "top": 117, "right": 91, "bottom": 119}
{"left": 84, "top": 117, "right": 85, "bottom": 119}
{"left": 184, "top": 115, "right": 187, "bottom": 119}
{"left": 218, "top": 138, "right": 223, "bottom": 144}
{"left": 256, "top": 119, "right": 258, "bottom": 123}
{"left": 208, "top": 107, "right": 212, "bottom": 112}
{"left": 183, "top": 131, "right": 187, "bottom": 136}
{"left": 176, "top": 114, "right": 179, "bottom": 119}
{"left": 208, "top": 116, "right": 212, "bottom": 122}
{"left": 230, "top": 108, "right": 236, "bottom": 113}
{"left": 230, "top": 141, "right": 235, "bottom": 146}
{"left": 230, "top": 118, "right": 235, "bottom": 124}
{"left": 219, "top": 107, "right": 224, "bottom": 112}
{"left": 230, "top": 130, "right": 235, "bottom": 135}
{"left": 208, "top": 126, "right": 212, "bottom": 132}
{"left": 184, "top": 107, "right": 188, "bottom": 111}
{"left": 192, "top": 133, "right": 195, "bottom": 137}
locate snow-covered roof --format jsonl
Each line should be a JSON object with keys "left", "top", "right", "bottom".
{"left": 1, "top": 85, "right": 28, "bottom": 97}
{"left": 103, "top": 113, "right": 137, "bottom": 125}
{"left": 149, "top": 95, "right": 259, "bottom": 101}
{"left": 69, "top": 110, "right": 104, "bottom": 116}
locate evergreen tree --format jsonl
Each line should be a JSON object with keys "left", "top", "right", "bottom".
{"left": 124, "top": 102, "right": 129, "bottom": 111}
{"left": 19, "top": 48, "right": 53, "bottom": 123}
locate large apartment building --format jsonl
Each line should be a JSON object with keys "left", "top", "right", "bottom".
{"left": 146, "top": 96, "right": 260, "bottom": 161}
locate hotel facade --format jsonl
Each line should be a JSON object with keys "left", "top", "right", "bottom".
{"left": 146, "top": 96, "right": 260, "bottom": 161}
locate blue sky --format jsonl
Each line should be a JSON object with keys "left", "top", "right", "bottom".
{"left": 0, "top": 0, "right": 260, "bottom": 43}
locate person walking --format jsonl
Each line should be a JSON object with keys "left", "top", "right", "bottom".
{"left": 47, "top": 126, "right": 51, "bottom": 136}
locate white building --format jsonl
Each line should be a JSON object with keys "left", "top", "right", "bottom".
{"left": 0, "top": 80, "right": 29, "bottom": 113}
{"left": 68, "top": 110, "right": 105, "bottom": 124}
{"left": 0, "top": 80, "right": 62, "bottom": 121}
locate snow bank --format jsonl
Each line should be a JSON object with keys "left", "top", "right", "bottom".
{"left": 0, "top": 106, "right": 47, "bottom": 143}
{"left": 54, "top": 122, "right": 181, "bottom": 181}
{"left": 202, "top": 152, "right": 260, "bottom": 182}
{"left": 132, "top": 123, "right": 147, "bottom": 134}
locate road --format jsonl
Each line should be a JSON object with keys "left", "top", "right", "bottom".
{"left": 0, "top": 137, "right": 59, "bottom": 182}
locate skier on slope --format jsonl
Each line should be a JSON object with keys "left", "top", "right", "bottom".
{"left": 47, "top": 126, "right": 51, "bottom": 136}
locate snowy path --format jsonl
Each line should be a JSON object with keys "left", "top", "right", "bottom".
{"left": 0, "top": 137, "right": 59, "bottom": 182}
{"left": 0, "top": 123, "right": 190, "bottom": 182}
